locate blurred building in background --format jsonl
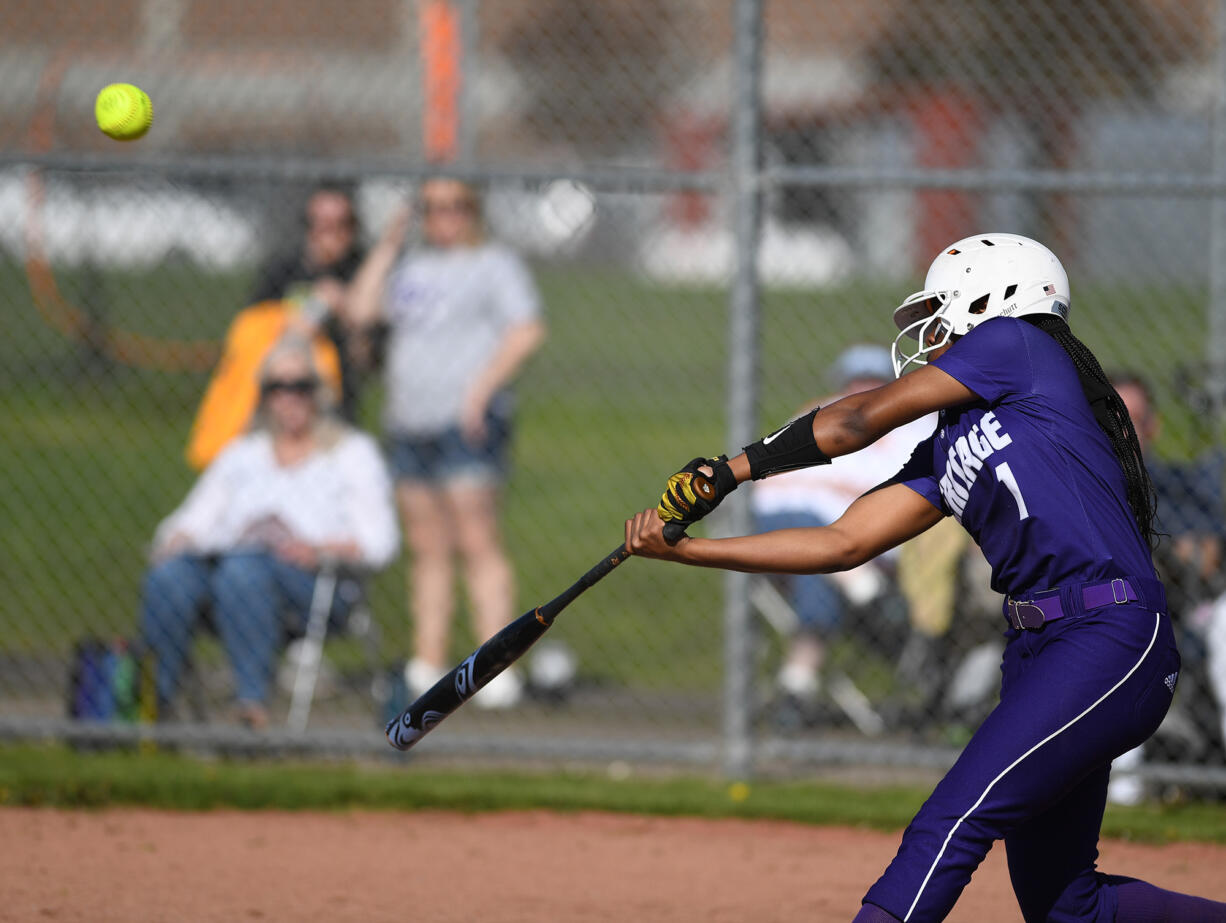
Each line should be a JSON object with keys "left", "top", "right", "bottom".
{"left": 3, "top": 1, "right": 1218, "bottom": 278}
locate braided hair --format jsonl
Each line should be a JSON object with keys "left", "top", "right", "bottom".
{"left": 1024, "top": 314, "right": 1157, "bottom": 547}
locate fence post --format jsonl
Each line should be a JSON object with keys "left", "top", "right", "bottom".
{"left": 723, "top": 0, "right": 764, "bottom": 780}
{"left": 458, "top": 0, "right": 479, "bottom": 165}
{"left": 1211, "top": 0, "right": 1226, "bottom": 415}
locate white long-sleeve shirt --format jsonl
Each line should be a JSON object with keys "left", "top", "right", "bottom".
{"left": 154, "top": 428, "right": 400, "bottom": 570}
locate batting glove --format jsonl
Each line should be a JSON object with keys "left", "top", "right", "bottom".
{"left": 657, "top": 455, "right": 738, "bottom": 542}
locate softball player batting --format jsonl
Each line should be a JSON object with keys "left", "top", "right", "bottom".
{"left": 627, "top": 234, "right": 1226, "bottom": 922}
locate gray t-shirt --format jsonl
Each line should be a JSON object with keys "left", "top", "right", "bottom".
{"left": 381, "top": 242, "right": 542, "bottom": 434}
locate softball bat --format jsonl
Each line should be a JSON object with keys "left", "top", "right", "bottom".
{"left": 386, "top": 543, "right": 631, "bottom": 751}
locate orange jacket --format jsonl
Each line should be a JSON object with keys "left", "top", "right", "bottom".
{"left": 185, "top": 301, "right": 342, "bottom": 470}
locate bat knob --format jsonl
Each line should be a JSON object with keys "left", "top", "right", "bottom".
{"left": 662, "top": 521, "right": 687, "bottom": 544}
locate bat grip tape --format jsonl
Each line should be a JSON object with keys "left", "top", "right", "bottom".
{"left": 537, "top": 544, "right": 631, "bottom": 623}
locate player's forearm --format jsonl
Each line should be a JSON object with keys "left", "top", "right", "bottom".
{"left": 672, "top": 527, "right": 860, "bottom": 575}
{"left": 717, "top": 396, "right": 885, "bottom": 490}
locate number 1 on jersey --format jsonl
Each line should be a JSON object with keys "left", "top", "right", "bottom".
{"left": 995, "top": 461, "right": 1030, "bottom": 520}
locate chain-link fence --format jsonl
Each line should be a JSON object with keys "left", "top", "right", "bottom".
{"left": 2, "top": 0, "right": 1226, "bottom": 795}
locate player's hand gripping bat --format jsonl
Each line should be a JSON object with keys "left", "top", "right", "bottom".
{"left": 385, "top": 544, "right": 631, "bottom": 751}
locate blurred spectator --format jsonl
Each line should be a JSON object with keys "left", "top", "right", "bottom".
{"left": 347, "top": 178, "right": 547, "bottom": 709}
{"left": 751, "top": 344, "right": 935, "bottom": 707}
{"left": 184, "top": 298, "right": 342, "bottom": 471}
{"left": 250, "top": 184, "right": 364, "bottom": 309}
{"left": 895, "top": 514, "right": 1004, "bottom": 730}
{"left": 1109, "top": 371, "right": 1226, "bottom": 802}
{"left": 184, "top": 184, "right": 369, "bottom": 471}
{"left": 249, "top": 183, "right": 373, "bottom": 421}
{"left": 1113, "top": 373, "right": 1226, "bottom": 611}
{"left": 141, "top": 334, "right": 399, "bottom": 728}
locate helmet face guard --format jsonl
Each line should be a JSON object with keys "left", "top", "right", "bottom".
{"left": 891, "top": 291, "right": 952, "bottom": 377}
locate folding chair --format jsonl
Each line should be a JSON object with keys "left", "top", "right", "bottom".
{"left": 179, "top": 559, "right": 386, "bottom": 730}
{"left": 286, "top": 559, "right": 384, "bottom": 733}
{"left": 749, "top": 575, "right": 887, "bottom": 737}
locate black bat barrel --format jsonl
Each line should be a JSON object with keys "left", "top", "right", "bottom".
{"left": 385, "top": 608, "right": 551, "bottom": 750}
{"left": 386, "top": 544, "right": 630, "bottom": 751}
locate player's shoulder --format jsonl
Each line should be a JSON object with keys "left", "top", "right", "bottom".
{"left": 952, "top": 316, "right": 1061, "bottom": 365}
{"left": 961, "top": 315, "right": 1028, "bottom": 346}
{"left": 970, "top": 315, "right": 1064, "bottom": 348}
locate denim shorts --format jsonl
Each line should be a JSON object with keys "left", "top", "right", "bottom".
{"left": 386, "top": 406, "right": 511, "bottom": 486}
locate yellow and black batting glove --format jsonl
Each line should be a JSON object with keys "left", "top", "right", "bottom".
{"left": 657, "top": 455, "right": 738, "bottom": 543}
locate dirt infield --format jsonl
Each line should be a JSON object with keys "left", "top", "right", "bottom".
{"left": 4, "top": 807, "right": 1226, "bottom": 922}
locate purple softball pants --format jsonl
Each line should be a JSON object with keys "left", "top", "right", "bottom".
{"left": 861, "top": 603, "right": 1183, "bottom": 922}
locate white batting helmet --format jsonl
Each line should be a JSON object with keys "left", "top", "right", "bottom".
{"left": 890, "top": 233, "right": 1071, "bottom": 376}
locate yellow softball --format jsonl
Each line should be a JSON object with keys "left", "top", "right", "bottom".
{"left": 95, "top": 83, "right": 153, "bottom": 141}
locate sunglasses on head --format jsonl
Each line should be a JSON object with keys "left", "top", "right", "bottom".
{"left": 261, "top": 377, "right": 318, "bottom": 396}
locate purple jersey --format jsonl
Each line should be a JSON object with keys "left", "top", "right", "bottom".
{"left": 894, "top": 317, "right": 1156, "bottom": 598}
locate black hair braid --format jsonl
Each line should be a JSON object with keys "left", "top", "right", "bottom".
{"left": 1025, "top": 314, "right": 1158, "bottom": 547}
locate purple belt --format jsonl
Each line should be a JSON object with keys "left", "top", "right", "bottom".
{"left": 1004, "top": 577, "right": 1166, "bottom": 630}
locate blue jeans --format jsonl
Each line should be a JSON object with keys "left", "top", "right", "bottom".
{"left": 755, "top": 510, "right": 844, "bottom": 634}
{"left": 386, "top": 396, "right": 512, "bottom": 486}
{"left": 140, "top": 551, "right": 350, "bottom": 709}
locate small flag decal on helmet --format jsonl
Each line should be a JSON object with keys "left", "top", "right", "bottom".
{"left": 1043, "top": 283, "right": 1056, "bottom": 295}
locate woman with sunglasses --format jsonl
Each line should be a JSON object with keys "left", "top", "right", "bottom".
{"left": 140, "top": 334, "right": 399, "bottom": 729}
{"left": 347, "top": 178, "right": 547, "bottom": 709}
{"left": 626, "top": 234, "right": 1226, "bottom": 921}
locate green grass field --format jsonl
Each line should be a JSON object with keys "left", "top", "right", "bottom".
{"left": 0, "top": 255, "right": 1216, "bottom": 694}
{"left": 3, "top": 744, "right": 1224, "bottom": 845}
